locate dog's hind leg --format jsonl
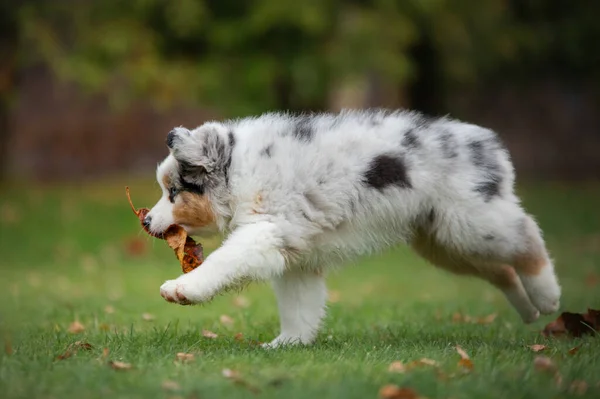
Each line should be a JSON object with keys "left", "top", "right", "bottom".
{"left": 510, "top": 215, "right": 561, "bottom": 315}
{"left": 265, "top": 269, "right": 327, "bottom": 348}
{"left": 411, "top": 233, "right": 540, "bottom": 323}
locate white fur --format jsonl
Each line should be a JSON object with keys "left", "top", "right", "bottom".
{"left": 148, "top": 110, "right": 561, "bottom": 346}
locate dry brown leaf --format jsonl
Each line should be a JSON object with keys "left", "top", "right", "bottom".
{"left": 104, "top": 305, "right": 115, "bottom": 314}
{"left": 477, "top": 313, "right": 497, "bottom": 324}
{"left": 234, "top": 332, "right": 244, "bottom": 341}
{"left": 542, "top": 308, "right": 600, "bottom": 337}
{"left": 56, "top": 341, "right": 93, "bottom": 360}
{"left": 161, "top": 380, "right": 182, "bottom": 391}
{"left": 126, "top": 187, "right": 203, "bottom": 274}
{"left": 109, "top": 360, "right": 132, "bottom": 370}
{"left": 378, "top": 385, "right": 420, "bottom": 399}
{"left": 232, "top": 296, "right": 250, "bottom": 308}
{"left": 175, "top": 352, "right": 195, "bottom": 363}
{"left": 533, "top": 356, "right": 556, "bottom": 372}
{"left": 568, "top": 346, "right": 581, "bottom": 355}
{"left": 4, "top": 335, "right": 12, "bottom": 355}
{"left": 455, "top": 345, "right": 474, "bottom": 371}
{"left": 222, "top": 369, "right": 261, "bottom": 394}
{"left": 102, "top": 348, "right": 110, "bottom": 359}
{"left": 415, "top": 358, "right": 439, "bottom": 367}
{"left": 388, "top": 361, "right": 407, "bottom": 373}
{"left": 569, "top": 380, "right": 588, "bottom": 395}
{"left": 219, "top": 315, "right": 234, "bottom": 326}
{"left": 202, "top": 329, "right": 218, "bottom": 339}
{"left": 124, "top": 237, "right": 148, "bottom": 257}
{"left": 528, "top": 344, "right": 547, "bottom": 352}
{"left": 68, "top": 321, "right": 85, "bottom": 334}
{"left": 142, "top": 313, "right": 155, "bottom": 321}
{"left": 99, "top": 323, "right": 111, "bottom": 332}
{"left": 455, "top": 345, "right": 470, "bottom": 360}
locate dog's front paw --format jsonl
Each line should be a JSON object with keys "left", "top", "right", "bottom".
{"left": 159, "top": 275, "right": 211, "bottom": 305}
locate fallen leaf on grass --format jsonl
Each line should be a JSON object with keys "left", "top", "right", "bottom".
{"left": 202, "top": 330, "right": 218, "bottom": 339}
{"left": 104, "top": 305, "right": 115, "bottom": 314}
{"left": 533, "top": 356, "right": 563, "bottom": 387}
{"left": 533, "top": 356, "right": 556, "bottom": 372}
{"left": 232, "top": 296, "right": 250, "bottom": 308}
{"left": 528, "top": 344, "right": 547, "bottom": 352}
{"left": 234, "top": 333, "right": 244, "bottom": 341}
{"left": 222, "top": 368, "right": 261, "bottom": 394}
{"left": 124, "top": 237, "right": 148, "bottom": 257}
{"left": 68, "top": 321, "right": 85, "bottom": 334}
{"left": 388, "top": 361, "right": 407, "bottom": 373}
{"left": 56, "top": 341, "right": 93, "bottom": 360}
{"left": 175, "top": 353, "right": 195, "bottom": 363}
{"left": 161, "top": 380, "right": 182, "bottom": 391}
{"left": 542, "top": 308, "right": 600, "bottom": 337}
{"left": 4, "top": 335, "right": 12, "bottom": 355}
{"left": 455, "top": 345, "right": 474, "bottom": 371}
{"left": 412, "top": 358, "right": 439, "bottom": 368}
{"left": 109, "top": 360, "right": 132, "bottom": 370}
{"left": 219, "top": 315, "right": 234, "bottom": 326}
{"left": 568, "top": 346, "right": 581, "bottom": 355}
{"left": 142, "top": 313, "right": 155, "bottom": 321}
{"left": 378, "top": 385, "right": 420, "bottom": 399}
{"left": 102, "top": 348, "right": 110, "bottom": 359}
{"left": 569, "top": 380, "right": 588, "bottom": 395}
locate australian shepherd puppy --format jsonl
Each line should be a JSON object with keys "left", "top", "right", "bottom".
{"left": 146, "top": 109, "right": 561, "bottom": 347}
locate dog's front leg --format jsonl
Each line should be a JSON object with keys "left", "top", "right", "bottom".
{"left": 265, "top": 269, "right": 327, "bottom": 348}
{"left": 160, "top": 221, "right": 287, "bottom": 305}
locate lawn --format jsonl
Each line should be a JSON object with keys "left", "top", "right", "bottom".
{"left": 0, "top": 179, "right": 599, "bottom": 399}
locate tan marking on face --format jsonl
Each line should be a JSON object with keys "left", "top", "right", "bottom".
{"left": 172, "top": 192, "right": 216, "bottom": 228}
{"left": 162, "top": 174, "right": 172, "bottom": 189}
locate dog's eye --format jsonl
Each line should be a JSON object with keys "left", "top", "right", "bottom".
{"left": 168, "top": 187, "right": 178, "bottom": 203}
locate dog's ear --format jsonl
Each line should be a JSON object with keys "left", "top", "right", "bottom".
{"left": 166, "top": 125, "right": 230, "bottom": 189}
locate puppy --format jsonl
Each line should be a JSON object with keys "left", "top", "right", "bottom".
{"left": 146, "top": 109, "right": 561, "bottom": 347}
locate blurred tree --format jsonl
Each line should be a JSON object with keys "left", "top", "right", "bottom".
{"left": 0, "top": 0, "right": 22, "bottom": 181}
{"left": 14, "top": 0, "right": 600, "bottom": 120}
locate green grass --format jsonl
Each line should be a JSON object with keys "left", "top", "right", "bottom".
{"left": 1, "top": 179, "right": 599, "bottom": 399}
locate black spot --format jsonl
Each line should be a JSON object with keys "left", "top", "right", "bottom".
{"left": 292, "top": 117, "right": 314, "bottom": 142}
{"left": 439, "top": 131, "right": 458, "bottom": 158}
{"left": 178, "top": 161, "right": 206, "bottom": 195}
{"left": 468, "top": 141, "right": 487, "bottom": 168}
{"left": 166, "top": 129, "right": 177, "bottom": 148}
{"left": 178, "top": 176, "right": 205, "bottom": 196}
{"left": 474, "top": 180, "right": 500, "bottom": 202}
{"left": 363, "top": 154, "right": 412, "bottom": 190}
{"left": 469, "top": 139, "right": 503, "bottom": 202}
{"left": 428, "top": 208, "right": 435, "bottom": 223}
{"left": 260, "top": 144, "right": 273, "bottom": 158}
{"left": 484, "top": 234, "right": 495, "bottom": 241}
{"left": 402, "top": 129, "right": 420, "bottom": 149}
{"left": 228, "top": 130, "right": 236, "bottom": 148}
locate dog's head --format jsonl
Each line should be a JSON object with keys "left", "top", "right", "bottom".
{"left": 145, "top": 122, "right": 234, "bottom": 236}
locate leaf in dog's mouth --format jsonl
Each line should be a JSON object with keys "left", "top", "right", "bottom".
{"left": 125, "top": 187, "right": 203, "bottom": 274}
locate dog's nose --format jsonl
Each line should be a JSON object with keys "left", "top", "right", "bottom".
{"left": 143, "top": 215, "right": 152, "bottom": 229}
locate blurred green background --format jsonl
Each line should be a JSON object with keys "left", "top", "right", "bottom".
{"left": 1, "top": 0, "right": 599, "bottom": 181}
{"left": 1, "top": 2, "right": 600, "bottom": 398}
